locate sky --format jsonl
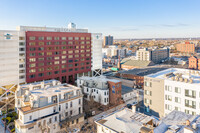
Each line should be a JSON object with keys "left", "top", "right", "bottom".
{"left": 0, "top": 0, "right": 200, "bottom": 39}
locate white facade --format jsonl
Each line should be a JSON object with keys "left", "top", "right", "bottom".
{"left": 0, "top": 30, "right": 26, "bottom": 86}
{"left": 164, "top": 73, "right": 200, "bottom": 116}
{"left": 102, "top": 46, "right": 118, "bottom": 57}
{"left": 136, "top": 48, "right": 151, "bottom": 61}
{"left": 15, "top": 80, "right": 84, "bottom": 133}
{"left": 147, "top": 68, "right": 200, "bottom": 116}
{"left": 91, "top": 33, "right": 103, "bottom": 76}
{"left": 77, "top": 76, "right": 110, "bottom": 105}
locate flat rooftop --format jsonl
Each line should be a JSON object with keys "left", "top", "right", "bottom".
{"left": 96, "top": 108, "right": 155, "bottom": 133}
{"left": 146, "top": 68, "right": 200, "bottom": 85}
{"left": 118, "top": 67, "right": 168, "bottom": 76}
{"left": 29, "top": 83, "right": 79, "bottom": 97}
{"left": 121, "top": 85, "right": 135, "bottom": 95}
{"left": 78, "top": 75, "right": 121, "bottom": 83}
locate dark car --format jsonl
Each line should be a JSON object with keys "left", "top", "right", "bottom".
{"left": 126, "top": 104, "right": 132, "bottom": 109}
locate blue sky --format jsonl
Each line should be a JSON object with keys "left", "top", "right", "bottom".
{"left": 0, "top": 0, "right": 200, "bottom": 38}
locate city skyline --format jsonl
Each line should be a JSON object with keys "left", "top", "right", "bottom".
{"left": 1, "top": 0, "right": 200, "bottom": 38}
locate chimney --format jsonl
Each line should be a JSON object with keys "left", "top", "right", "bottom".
{"left": 184, "top": 78, "right": 188, "bottom": 83}
{"left": 41, "top": 81, "right": 45, "bottom": 88}
{"left": 29, "top": 84, "right": 33, "bottom": 90}
{"left": 53, "top": 80, "right": 57, "bottom": 86}
{"left": 186, "top": 120, "right": 190, "bottom": 126}
{"left": 118, "top": 55, "right": 121, "bottom": 70}
{"left": 132, "top": 105, "right": 137, "bottom": 113}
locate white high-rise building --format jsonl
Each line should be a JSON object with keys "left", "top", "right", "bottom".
{"left": 91, "top": 33, "right": 103, "bottom": 76}
{"left": 0, "top": 30, "right": 26, "bottom": 87}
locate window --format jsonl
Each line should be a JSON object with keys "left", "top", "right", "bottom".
{"left": 185, "top": 99, "right": 196, "bottom": 109}
{"left": 38, "top": 36, "right": 44, "bottom": 40}
{"left": 175, "top": 87, "right": 181, "bottom": 93}
{"left": 65, "top": 112, "right": 68, "bottom": 117}
{"left": 29, "top": 74, "right": 35, "bottom": 78}
{"left": 70, "top": 101, "right": 73, "bottom": 107}
{"left": 47, "top": 42, "right": 51, "bottom": 45}
{"left": 79, "top": 99, "right": 81, "bottom": 105}
{"left": 49, "top": 118, "right": 52, "bottom": 124}
{"left": 38, "top": 122, "right": 41, "bottom": 127}
{"left": 29, "top": 63, "right": 36, "bottom": 68}
{"left": 29, "top": 47, "right": 36, "bottom": 51}
{"left": 66, "top": 103, "right": 68, "bottom": 109}
{"left": 62, "top": 70, "right": 66, "bottom": 73}
{"left": 53, "top": 107, "right": 56, "bottom": 112}
{"left": 70, "top": 110, "right": 73, "bottom": 115}
{"left": 62, "top": 37, "right": 66, "bottom": 40}
{"left": 79, "top": 107, "right": 81, "bottom": 114}
{"left": 80, "top": 37, "right": 85, "bottom": 40}
{"left": 55, "top": 61, "right": 59, "bottom": 65}
{"left": 175, "top": 107, "right": 181, "bottom": 111}
{"left": 54, "top": 71, "right": 59, "bottom": 74}
{"left": 29, "top": 36, "right": 35, "bottom": 40}
{"left": 55, "top": 116, "right": 57, "bottom": 122}
{"left": 29, "top": 115, "right": 32, "bottom": 120}
{"left": 38, "top": 73, "right": 44, "bottom": 77}
{"left": 68, "top": 64, "right": 73, "bottom": 67}
{"left": 29, "top": 42, "right": 35, "bottom": 46}
{"left": 68, "top": 60, "right": 73, "bottom": 63}
{"left": 68, "top": 37, "right": 73, "bottom": 40}
{"left": 54, "top": 37, "right": 59, "bottom": 40}
{"left": 29, "top": 69, "right": 36, "bottom": 73}
{"left": 68, "top": 55, "right": 73, "bottom": 58}
{"left": 59, "top": 105, "right": 61, "bottom": 111}
{"left": 47, "top": 37, "right": 52, "bottom": 40}
{"left": 185, "top": 89, "right": 196, "bottom": 98}
{"left": 75, "top": 37, "right": 79, "bottom": 40}
{"left": 175, "top": 97, "right": 181, "bottom": 103}
{"left": 28, "top": 126, "right": 34, "bottom": 130}
{"left": 38, "top": 52, "right": 44, "bottom": 56}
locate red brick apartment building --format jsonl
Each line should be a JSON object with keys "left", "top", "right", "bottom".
{"left": 176, "top": 41, "right": 195, "bottom": 54}
{"left": 26, "top": 31, "right": 92, "bottom": 84}
{"left": 188, "top": 56, "right": 200, "bottom": 70}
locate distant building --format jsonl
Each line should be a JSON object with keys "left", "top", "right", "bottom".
{"left": 104, "top": 35, "right": 113, "bottom": 46}
{"left": 136, "top": 48, "right": 169, "bottom": 63}
{"left": 77, "top": 76, "right": 122, "bottom": 106}
{"left": 188, "top": 56, "right": 200, "bottom": 70}
{"left": 120, "top": 57, "right": 155, "bottom": 70}
{"left": 15, "top": 80, "right": 84, "bottom": 133}
{"left": 144, "top": 68, "right": 200, "bottom": 118}
{"left": 102, "top": 45, "right": 117, "bottom": 57}
{"left": 117, "top": 48, "right": 127, "bottom": 58}
{"left": 176, "top": 41, "right": 195, "bottom": 54}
